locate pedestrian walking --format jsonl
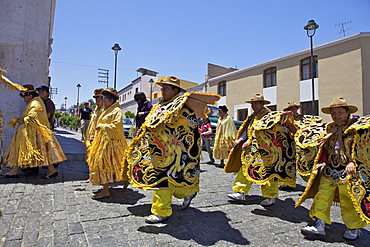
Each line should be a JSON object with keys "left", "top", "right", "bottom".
{"left": 125, "top": 76, "right": 220, "bottom": 223}
{"left": 86, "top": 88, "right": 128, "bottom": 199}
{"left": 134, "top": 92, "right": 152, "bottom": 136}
{"left": 298, "top": 97, "right": 369, "bottom": 240}
{"left": 2, "top": 84, "right": 66, "bottom": 179}
{"left": 213, "top": 105, "right": 236, "bottom": 168}
{"left": 199, "top": 117, "right": 215, "bottom": 164}
{"left": 79, "top": 102, "right": 92, "bottom": 140}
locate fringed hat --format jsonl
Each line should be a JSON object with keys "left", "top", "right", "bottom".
{"left": 156, "top": 76, "right": 186, "bottom": 93}
{"left": 102, "top": 87, "right": 119, "bottom": 100}
{"left": 245, "top": 93, "right": 270, "bottom": 105}
{"left": 93, "top": 88, "right": 104, "bottom": 98}
{"left": 283, "top": 101, "right": 301, "bottom": 111}
{"left": 321, "top": 97, "right": 358, "bottom": 114}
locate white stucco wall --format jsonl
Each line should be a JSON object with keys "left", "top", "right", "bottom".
{"left": 0, "top": 0, "right": 54, "bottom": 149}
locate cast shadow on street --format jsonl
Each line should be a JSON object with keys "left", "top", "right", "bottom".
{"left": 251, "top": 197, "right": 370, "bottom": 245}
{"left": 90, "top": 186, "right": 146, "bottom": 205}
{"left": 128, "top": 204, "right": 250, "bottom": 246}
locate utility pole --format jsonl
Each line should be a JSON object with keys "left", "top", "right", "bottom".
{"left": 49, "top": 87, "right": 58, "bottom": 99}
{"left": 98, "top": 68, "right": 109, "bottom": 88}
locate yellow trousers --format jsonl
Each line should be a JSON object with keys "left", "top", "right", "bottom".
{"left": 151, "top": 187, "right": 197, "bottom": 217}
{"left": 310, "top": 175, "right": 367, "bottom": 229}
{"left": 281, "top": 173, "right": 310, "bottom": 188}
{"left": 232, "top": 169, "right": 279, "bottom": 198}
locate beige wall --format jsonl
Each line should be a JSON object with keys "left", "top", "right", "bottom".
{"left": 208, "top": 33, "right": 370, "bottom": 122}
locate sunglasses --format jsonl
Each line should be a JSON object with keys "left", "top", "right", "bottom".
{"left": 19, "top": 92, "right": 31, "bottom": 97}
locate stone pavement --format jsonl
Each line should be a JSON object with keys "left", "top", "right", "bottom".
{"left": 0, "top": 127, "right": 369, "bottom": 246}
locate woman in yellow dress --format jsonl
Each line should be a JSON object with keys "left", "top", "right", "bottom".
{"left": 2, "top": 84, "right": 66, "bottom": 178}
{"left": 87, "top": 88, "right": 128, "bottom": 199}
{"left": 213, "top": 105, "right": 236, "bottom": 168}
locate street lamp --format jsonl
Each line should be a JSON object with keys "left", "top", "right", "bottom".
{"left": 76, "top": 84, "right": 81, "bottom": 115}
{"left": 149, "top": 78, "right": 155, "bottom": 103}
{"left": 304, "top": 19, "right": 319, "bottom": 115}
{"left": 64, "top": 97, "right": 68, "bottom": 115}
{"left": 111, "top": 43, "right": 122, "bottom": 90}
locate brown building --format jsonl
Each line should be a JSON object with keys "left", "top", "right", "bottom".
{"left": 207, "top": 32, "right": 370, "bottom": 122}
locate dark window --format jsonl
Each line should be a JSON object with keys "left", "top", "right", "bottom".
{"left": 135, "top": 88, "right": 139, "bottom": 93}
{"left": 237, "top": 109, "right": 248, "bottom": 121}
{"left": 218, "top": 81, "right": 226, "bottom": 96}
{"left": 301, "top": 56, "right": 318, "bottom": 80}
{"left": 263, "top": 67, "right": 277, "bottom": 88}
{"left": 267, "top": 105, "right": 277, "bottom": 111}
{"left": 153, "top": 93, "right": 158, "bottom": 99}
{"left": 301, "top": 100, "right": 319, "bottom": 115}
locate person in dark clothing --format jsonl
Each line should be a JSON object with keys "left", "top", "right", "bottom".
{"left": 134, "top": 92, "right": 152, "bottom": 135}
{"left": 79, "top": 102, "right": 93, "bottom": 140}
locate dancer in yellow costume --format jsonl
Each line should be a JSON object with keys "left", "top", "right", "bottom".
{"left": 125, "top": 76, "right": 220, "bottom": 224}
{"left": 2, "top": 85, "right": 66, "bottom": 178}
{"left": 279, "top": 101, "right": 322, "bottom": 191}
{"left": 298, "top": 98, "right": 369, "bottom": 240}
{"left": 213, "top": 105, "right": 236, "bottom": 168}
{"left": 87, "top": 88, "right": 128, "bottom": 199}
{"left": 226, "top": 93, "right": 280, "bottom": 206}
{"left": 85, "top": 88, "right": 104, "bottom": 150}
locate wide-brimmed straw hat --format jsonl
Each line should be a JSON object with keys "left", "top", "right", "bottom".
{"left": 93, "top": 88, "right": 104, "bottom": 98}
{"left": 156, "top": 76, "right": 186, "bottom": 93}
{"left": 283, "top": 101, "right": 301, "bottom": 111}
{"left": 245, "top": 93, "right": 270, "bottom": 105}
{"left": 321, "top": 97, "right": 358, "bottom": 114}
{"left": 102, "top": 87, "right": 119, "bottom": 100}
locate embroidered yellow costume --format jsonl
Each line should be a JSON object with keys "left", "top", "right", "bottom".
{"left": 125, "top": 76, "right": 220, "bottom": 221}
{"left": 5, "top": 97, "right": 66, "bottom": 168}
{"left": 86, "top": 102, "right": 127, "bottom": 185}
{"left": 213, "top": 113, "right": 236, "bottom": 161}
{"left": 298, "top": 98, "right": 369, "bottom": 239}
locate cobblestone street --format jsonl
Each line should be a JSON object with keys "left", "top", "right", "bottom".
{"left": 0, "top": 128, "right": 369, "bottom": 246}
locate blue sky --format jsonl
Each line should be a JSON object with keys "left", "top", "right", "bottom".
{"left": 49, "top": 0, "right": 370, "bottom": 109}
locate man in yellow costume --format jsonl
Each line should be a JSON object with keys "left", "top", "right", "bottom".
{"left": 125, "top": 76, "right": 220, "bottom": 223}
{"left": 227, "top": 93, "right": 281, "bottom": 206}
{"left": 2, "top": 84, "right": 66, "bottom": 178}
{"left": 297, "top": 98, "right": 369, "bottom": 240}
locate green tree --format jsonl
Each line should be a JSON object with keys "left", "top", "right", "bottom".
{"left": 54, "top": 111, "right": 62, "bottom": 119}
{"left": 125, "top": 111, "right": 135, "bottom": 119}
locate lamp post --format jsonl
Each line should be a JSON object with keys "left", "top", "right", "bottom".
{"left": 111, "top": 43, "right": 122, "bottom": 90}
{"left": 64, "top": 97, "right": 67, "bottom": 115}
{"left": 304, "top": 20, "right": 319, "bottom": 115}
{"left": 149, "top": 78, "right": 155, "bottom": 103}
{"left": 76, "top": 84, "right": 81, "bottom": 115}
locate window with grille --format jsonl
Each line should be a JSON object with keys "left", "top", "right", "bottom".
{"left": 218, "top": 81, "right": 226, "bottom": 96}
{"left": 301, "top": 56, "right": 318, "bottom": 80}
{"left": 301, "top": 100, "right": 318, "bottom": 115}
{"left": 263, "top": 67, "right": 277, "bottom": 88}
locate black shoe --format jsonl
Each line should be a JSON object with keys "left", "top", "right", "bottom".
{"left": 21, "top": 167, "right": 39, "bottom": 174}
{"left": 53, "top": 163, "right": 59, "bottom": 168}
{"left": 206, "top": 161, "right": 215, "bottom": 165}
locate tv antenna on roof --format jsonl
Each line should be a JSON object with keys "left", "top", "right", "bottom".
{"left": 335, "top": 21, "right": 352, "bottom": 37}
